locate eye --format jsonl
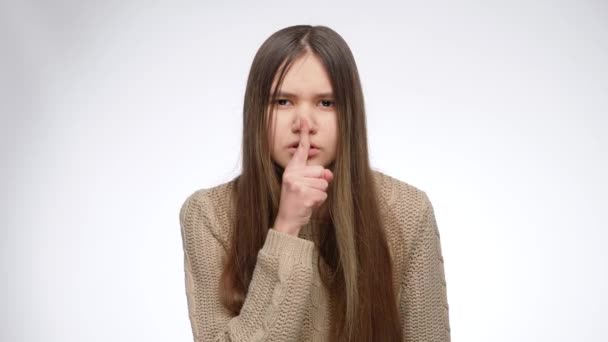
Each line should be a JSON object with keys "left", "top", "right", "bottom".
{"left": 320, "top": 100, "right": 335, "bottom": 108}
{"left": 274, "top": 99, "right": 291, "bottom": 106}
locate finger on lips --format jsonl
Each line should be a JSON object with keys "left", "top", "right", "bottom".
{"left": 291, "top": 119, "right": 310, "bottom": 166}
{"left": 287, "top": 118, "right": 333, "bottom": 182}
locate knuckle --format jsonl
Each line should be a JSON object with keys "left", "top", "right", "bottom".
{"left": 292, "top": 183, "right": 303, "bottom": 193}
{"left": 308, "top": 165, "right": 323, "bottom": 174}
{"left": 284, "top": 179, "right": 294, "bottom": 190}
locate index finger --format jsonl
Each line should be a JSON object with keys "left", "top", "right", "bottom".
{"left": 287, "top": 118, "right": 310, "bottom": 168}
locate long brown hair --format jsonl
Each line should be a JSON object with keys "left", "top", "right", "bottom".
{"left": 220, "top": 25, "right": 402, "bottom": 341}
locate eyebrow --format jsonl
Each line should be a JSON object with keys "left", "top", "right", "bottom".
{"left": 274, "top": 91, "right": 334, "bottom": 98}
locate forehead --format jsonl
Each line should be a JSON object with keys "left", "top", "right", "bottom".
{"left": 271, "top": 53, "right": 334, "bottom": 96}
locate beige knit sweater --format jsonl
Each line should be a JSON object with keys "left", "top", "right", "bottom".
{"left": 179, "top": 169, "right": 451, "bottom": 341}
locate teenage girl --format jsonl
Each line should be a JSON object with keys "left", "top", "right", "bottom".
{"left": 180, "top": 25, "right": 451, "bottom": 341}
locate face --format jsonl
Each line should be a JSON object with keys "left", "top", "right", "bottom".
{"left": 267, "top": 53, "right": 338, "bottom": 169}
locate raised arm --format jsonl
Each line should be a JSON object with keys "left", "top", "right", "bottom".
{"left": 179, "top": 192, "right": 315, "bottom": 341}
{"left": 399, "top": 192, "right": 451, "bottom": 341}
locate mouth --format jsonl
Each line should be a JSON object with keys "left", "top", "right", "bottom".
{"left": 287, "top": 145, "right": 321, "bottom": 157}
{"left": 288, "top": 142, "right": 319, "bottom": 149}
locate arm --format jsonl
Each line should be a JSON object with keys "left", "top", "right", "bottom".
{"left": 179, "top": 192, "right": 315, "bottom": 341}
{"left": 400, "top": 192, "right": 451, "bottom": 342}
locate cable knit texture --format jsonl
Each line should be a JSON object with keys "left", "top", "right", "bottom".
{"left": 179, "top": 169, "right": 451, "bottom": 341}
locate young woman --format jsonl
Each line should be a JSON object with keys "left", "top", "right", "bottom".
{"left": 179, "top": 25, "right": 451, "bottom": 341}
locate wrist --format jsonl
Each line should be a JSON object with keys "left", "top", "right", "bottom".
{"left": 272, "top": 218, "right": 300, "bottom": 236}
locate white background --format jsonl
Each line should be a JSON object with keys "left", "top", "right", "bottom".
{"left": 1, "top": 1, "right": 606, "bottom": 341}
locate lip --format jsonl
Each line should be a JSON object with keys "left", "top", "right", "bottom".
{"left": 287, "top": 146, "right": 320, "bottom": 157}
{"left": 287, "top": 142, "right": 319, "bottom": 149}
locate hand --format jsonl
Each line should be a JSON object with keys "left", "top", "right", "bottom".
{"left": 273, "top": 118, "right": 334, "bottom": 236}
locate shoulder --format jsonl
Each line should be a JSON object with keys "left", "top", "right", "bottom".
{"left": 179, "top": 178, "right": 237, "bottom": 249}
{"left": 372, "top": 168, "right": 430, "bottom": 218}
{"left": 371, "top": 168, "right": 434, "bottom": 270}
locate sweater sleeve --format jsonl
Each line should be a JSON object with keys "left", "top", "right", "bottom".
{"left": 399, "top": 192, "right": 451, "bottom": 341}
{"left": 179, "top": 192, "right": 315, "bottom": 341}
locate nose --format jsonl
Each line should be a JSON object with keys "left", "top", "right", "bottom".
{"left": 292, "top": 116, "right": 317, "bottom": 134}
{"left": 292, "top": 104, "right": 318, "bottom": 133}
